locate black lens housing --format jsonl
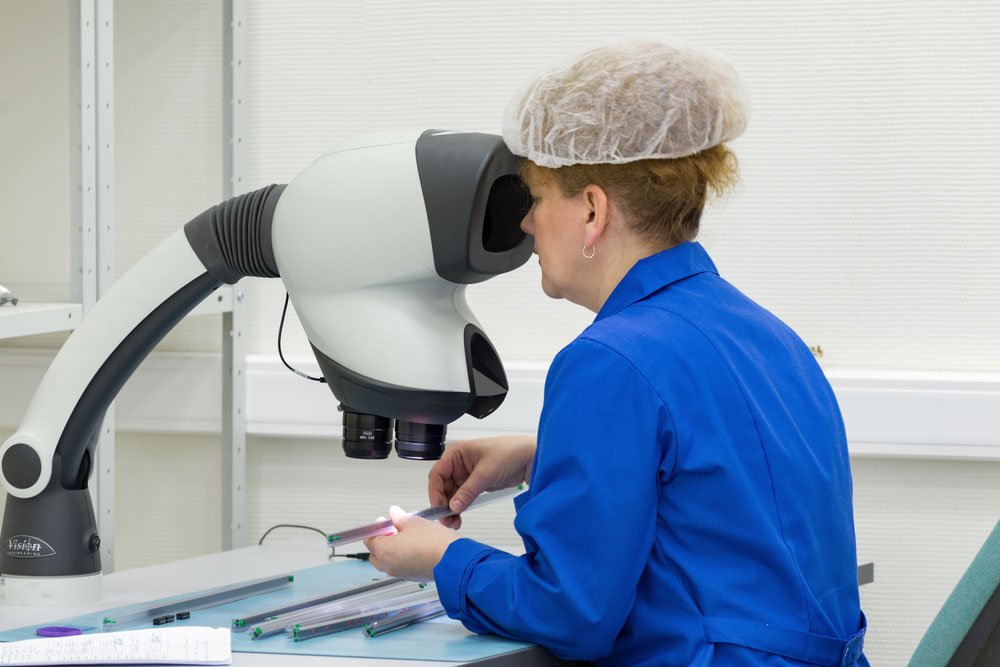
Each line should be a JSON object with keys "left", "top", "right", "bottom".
{"left": 342, "top": 410, "right": 393, "bottom": 459}
{"left": 394, "top": 421, "right": 447, "bottom": 460}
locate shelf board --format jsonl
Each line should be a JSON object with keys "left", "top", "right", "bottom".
{"left": 0, "top": 301, "right": 84, "bottom": 340}
{"left": 0, "top": 288, "right": 233, "bottom": 342}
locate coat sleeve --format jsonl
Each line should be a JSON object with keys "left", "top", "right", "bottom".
{"left": 433, "top": 338, "right": 674, "bottom": 661}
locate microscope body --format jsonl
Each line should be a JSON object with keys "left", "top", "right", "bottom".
{"left": 276, "top": 130, "right": 529, "bottom": 457}
{"left": 0, "top": 129, "right": 531, "bottom": 604}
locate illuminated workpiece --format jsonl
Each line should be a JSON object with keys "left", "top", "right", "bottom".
{"left": 327, "top": 485, "right": 526, "bottom": 549}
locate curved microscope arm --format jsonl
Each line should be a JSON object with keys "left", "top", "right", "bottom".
{"left": 0, "top": 185, "right": 283, "bottom": 597}
{"left": 2, "top": 232, "right": 217, "bottom": 499}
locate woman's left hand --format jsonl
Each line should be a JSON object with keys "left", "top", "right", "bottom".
{"left": 363, "top": 506, "right": 461, "bottom": 581}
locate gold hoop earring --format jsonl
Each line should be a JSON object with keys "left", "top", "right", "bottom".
{"left": 582, "top": 244, "right": 596, "bottom": 259}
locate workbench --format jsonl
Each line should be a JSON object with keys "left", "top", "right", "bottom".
{"left": 0, "top": 536, "right": 560, "bottom": 666}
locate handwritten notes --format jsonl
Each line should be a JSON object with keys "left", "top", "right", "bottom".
{"left": 0, "top": 626, "right": 230, "bottom": 665}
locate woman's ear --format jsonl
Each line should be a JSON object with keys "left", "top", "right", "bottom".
{"left": 582, "top": 184, "right": 611, "bottom": 247}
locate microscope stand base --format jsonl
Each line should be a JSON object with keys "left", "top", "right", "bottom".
{"left": 1, "top": 571, "right": 102, "bottom": 606}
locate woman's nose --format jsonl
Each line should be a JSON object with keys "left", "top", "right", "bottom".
{"left": 520, "top": 211, "right": 534, "bottom": 235}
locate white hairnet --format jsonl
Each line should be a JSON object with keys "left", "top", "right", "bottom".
{"left": 502, "top": 39, "right": 749, "bottom": 168}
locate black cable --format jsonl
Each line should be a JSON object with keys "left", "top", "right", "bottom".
{"left": 278, "top": 293, "right": 326, "bottom": 383}
{"left": 270, "top": 296, "right": 373, "bottom": 562}
{"left": 257, "top": 523, "right": 370, "bottom": 562}
{"left": 258, "top": 523, "right": 328, "bottom": 545}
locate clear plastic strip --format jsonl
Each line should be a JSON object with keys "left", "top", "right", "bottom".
{"left": 231, "top": 576, "right": 404, "bottom": 631}
{"left": 277, "top": 586, "right": 433, "bottom": 637}
{"left": 102, "top": 574, "right": 293, "bottom": 630}
{"left": 248, "top": 580, "right": 426, "bottom": 639}
{"left": 364, "top": 600, "right": 446, "bottom": 637}
{"left": 290, "top": 588, "right": 439, "bottom": 641}
{"left": 327, "top": 484, "right": 525, "bottom": 549}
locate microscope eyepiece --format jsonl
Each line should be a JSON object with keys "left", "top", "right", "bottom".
{"left": 393, "top": 421, "right": 446, "bottom": 460}
{"left": 341, "top": 410, "right": 393, "bottom": 459}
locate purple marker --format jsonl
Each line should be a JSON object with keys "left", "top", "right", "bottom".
{"left": 36, "top": 626, "right": 83, "bottom": 637}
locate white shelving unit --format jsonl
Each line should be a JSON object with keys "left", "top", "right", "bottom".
{"left": 0, "top": 0, "right": 247, "bottom": 571}
{"left": 0, "top": 303, "right": 84, "bottom": 339}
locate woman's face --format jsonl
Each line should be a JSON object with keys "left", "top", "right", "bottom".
{"left": 519, "top": 176, "right": 589, "bottom": 303}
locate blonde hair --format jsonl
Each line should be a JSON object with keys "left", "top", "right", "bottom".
{"left": 521, "top": 144, "right": 739, "bottom": 248}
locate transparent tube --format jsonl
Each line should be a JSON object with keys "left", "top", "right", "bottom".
{"left": 290, "top": 588, "right": 440, "bottom": 641}
{"left": 232, "top": 576, "right": 404, "bottom": 631}
{"left": 248, "top": 580, "right": 427, "bottom": 639}
{"left": 283, "top": 587, "right": 435, "bottom": 634}
{"left": 102, "top": 574, "right": 293, "bottom": 630}
{"left": 364, "top": 600, "right": 446, "bottom": 637}
{"left": 327, "top": 484, "right": 525, "bottom": 549}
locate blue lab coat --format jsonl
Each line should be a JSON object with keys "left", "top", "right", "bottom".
{"left": 435, "top": 242, "right": 868, "bottom": 666}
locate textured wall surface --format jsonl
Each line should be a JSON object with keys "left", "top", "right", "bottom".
{"left": 111, "top": 0, "right": 227, "bottom": 351}
{"left": 853, "top": 458, "right": 1000, "bottom": 661}
{"left": 5, "top": 0, "right": 1000, "bottom": 368}
{"left": 3, "top": 1, "right": 1000, "bottom": 664}
{"left": 238, "top": 0, "right": 1000, "bottom": 371}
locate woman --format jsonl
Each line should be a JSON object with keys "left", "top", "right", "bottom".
{"left": 365, "top": 39, "right": 868, "bottom": 666}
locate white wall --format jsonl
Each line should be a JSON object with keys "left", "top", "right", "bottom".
{"left": 3, "top": 1, "right": 1000, "bottom": 664}
{"left": 853, "top": 458, "right": 1000, "bottom": 661}
{"left": 238, "top": 0, "right": 1000, "bottom": 371}
{"left": 5, "top": 1, "right": 999, "bottom": 365}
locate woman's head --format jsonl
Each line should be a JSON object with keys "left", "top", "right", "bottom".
{"left": 521, "top": 144, "right": 739, "bottom": 249}
{"left": 506, "top": 38, "right": 748, "bottom": 309}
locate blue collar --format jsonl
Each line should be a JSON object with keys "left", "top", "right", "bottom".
{"left": 595, "top": 242, "right": 719, "bottom": 322}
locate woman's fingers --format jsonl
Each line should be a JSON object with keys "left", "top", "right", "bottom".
{"left": 449, "top": 471, "right": 490, "bottom": 513}
{"left": 428, "top": 443, "right": 475, "bottom": 506}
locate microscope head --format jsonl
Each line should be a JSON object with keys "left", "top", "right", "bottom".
{"left": 271, "top": 130, "right": 533, "bottom": 460}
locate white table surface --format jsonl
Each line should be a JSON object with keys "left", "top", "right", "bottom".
{"left": 0, "top": 537, "right": 551, "bottom": 666}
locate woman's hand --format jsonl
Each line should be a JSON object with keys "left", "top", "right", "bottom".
{"left": 364, "top": 506, "right": 460, "bottom": 581}
{"left": 429, "top": 434, "right": 536, "bottom": 529}
{"left": 364, "top": 435, "right": 535, "bottom": 580}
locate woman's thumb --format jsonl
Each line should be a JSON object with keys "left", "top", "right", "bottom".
{"left": 388, "top": 505, "right": 409, "bottom": 529}
{"left": 449, "top": 475, "right": 488, "bottom": 513}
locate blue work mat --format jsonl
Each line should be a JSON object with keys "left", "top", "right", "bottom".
{"left": 0, "top": 562, "right": 534, "bottom": 662}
